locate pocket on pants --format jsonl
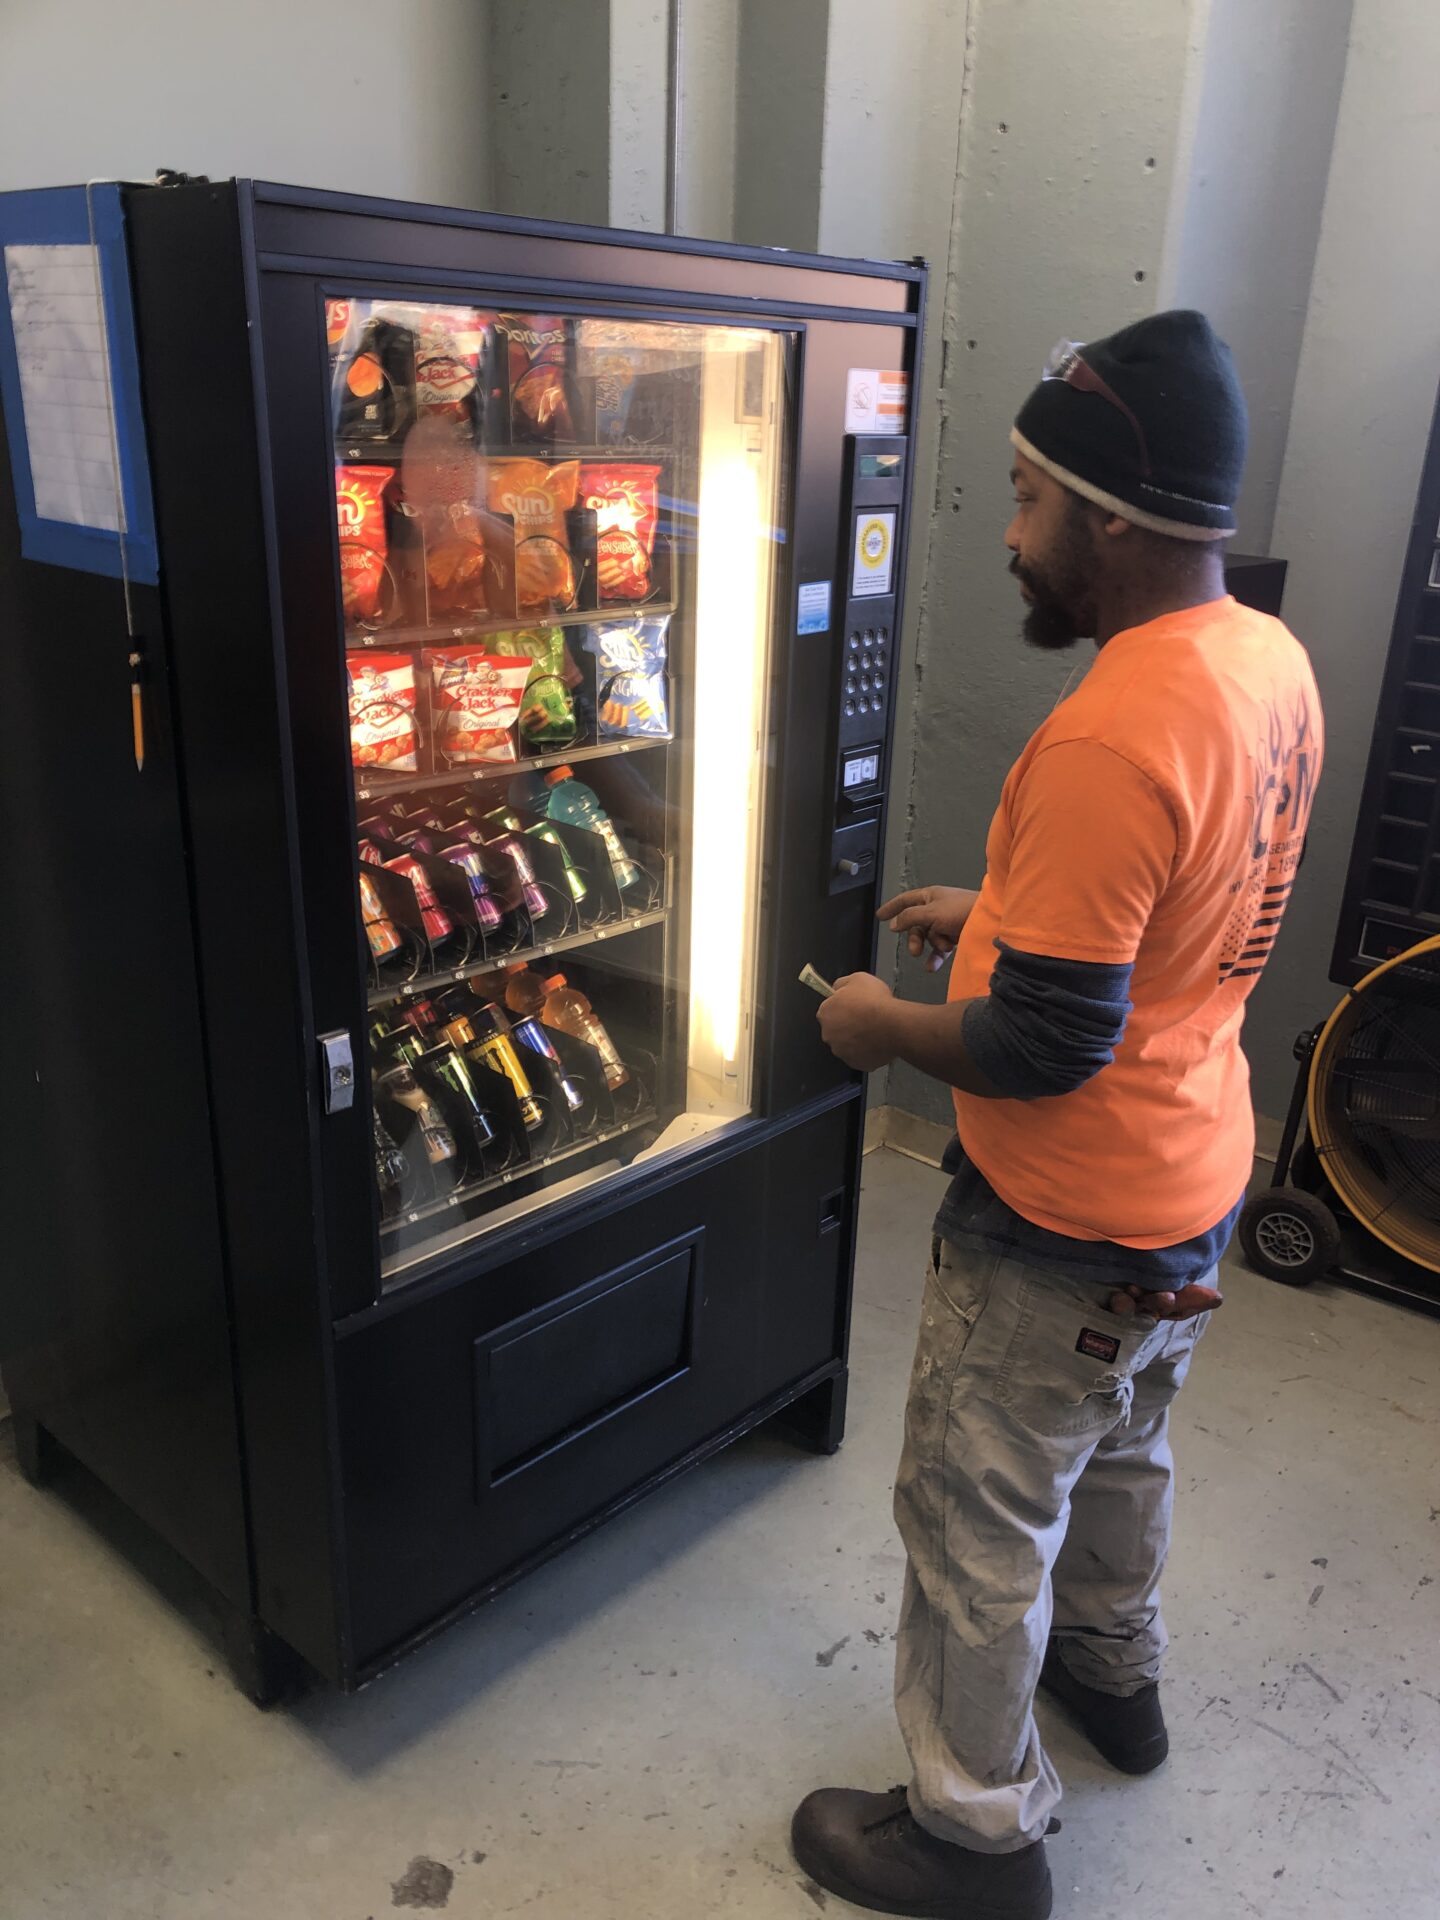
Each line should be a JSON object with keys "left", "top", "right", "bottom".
{"left": 905, "top": 1244, "right": 1000, "bottom": 1443}
{"left": 991, "top": 1268, "right": 1161, "bottom": 1439}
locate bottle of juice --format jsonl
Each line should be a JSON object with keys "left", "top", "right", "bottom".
{"left": 503, "top": 964, "right": 549, "bottom": 1019}
{"left": 541, "top": 973, "right": 630, "bottom": 1090}
{"left": 541, "top": 767, "right": 643, "bottom": 891}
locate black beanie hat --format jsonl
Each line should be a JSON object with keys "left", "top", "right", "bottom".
{"left": 1011, "top": 310, "right": 1247, "bottom": 540}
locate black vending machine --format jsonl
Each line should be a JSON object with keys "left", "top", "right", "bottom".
{"left": 0, "top": 180, "right": 923, "bottom": 1697}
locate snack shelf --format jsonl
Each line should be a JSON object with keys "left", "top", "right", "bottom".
{"left": 335, "top": 440, "right": 680, "bottom": 468}
{"left": 380, "top": 1106, "right": 657, "bottom": 1234}
{"left": 345, "top": 600, "right": 678, "bottom": 650}
{"left": 367, "top": 901, "right": 669, "bottom": 1010}
{"left": 354, "top": 733, "right": 669, "bottom": 802}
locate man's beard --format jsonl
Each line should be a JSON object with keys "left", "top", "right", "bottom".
{"left": 1010, "top": 546, "right": 1095, "bottom": 653}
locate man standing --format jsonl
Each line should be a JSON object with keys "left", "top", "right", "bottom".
{"left": 792, "top": 311, "right": 1322, "bottom": 1919}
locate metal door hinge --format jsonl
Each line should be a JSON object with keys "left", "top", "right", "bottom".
{"left": 319, "top": 1030, "right": 355, "bottom": 1113}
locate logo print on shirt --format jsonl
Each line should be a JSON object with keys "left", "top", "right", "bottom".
{"left": 1219, "top": 688, "right": 1320, "bottom": 983}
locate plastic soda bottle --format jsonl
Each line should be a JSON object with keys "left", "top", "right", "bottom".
{"left": 541, "top": 767, "right": 642, "bottom": 891}
{"left": 541, "top": 973, "right": 630, "bottom": 1090}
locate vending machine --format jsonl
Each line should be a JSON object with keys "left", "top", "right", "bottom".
{"left": 0, "top": 180, "right": 924, "bottom": 1696}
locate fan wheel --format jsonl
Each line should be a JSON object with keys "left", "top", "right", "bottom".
{"left": 1238, "top": 1188, "right": 1341, "bottom": 1286}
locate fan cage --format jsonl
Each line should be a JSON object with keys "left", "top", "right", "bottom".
{"left": 1308, "top": 933, "right": 1440, "bottom": 1274}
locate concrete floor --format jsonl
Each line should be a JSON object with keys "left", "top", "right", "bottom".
{"left": 3, "top": 1146, "right": 1439, "bottom": 1919}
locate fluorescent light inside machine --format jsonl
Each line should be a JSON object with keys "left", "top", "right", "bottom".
{"left": 690, "top": 451, "right": 760, "bottom": 1072}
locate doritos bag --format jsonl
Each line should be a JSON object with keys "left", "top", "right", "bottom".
{"left": 494, "top": 314, "right": 575, "bottom": 443}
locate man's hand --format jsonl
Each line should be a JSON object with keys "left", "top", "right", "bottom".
{"left": 1107, "top": 1281, "right": 1223, "bottom": 1323}
{"left": 877, "top": 885, "right": 980, "bottom": 971}
{"left": 818, "top": 972, "right": 898, "bottom": 1071}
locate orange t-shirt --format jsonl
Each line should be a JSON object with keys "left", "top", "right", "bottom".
{"left": 951, "top": 596, "right": 1323, "bottom": 1247}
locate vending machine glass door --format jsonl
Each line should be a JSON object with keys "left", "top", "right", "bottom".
{"left": 327, "top": 301, "right": 792, "bottom": 1284}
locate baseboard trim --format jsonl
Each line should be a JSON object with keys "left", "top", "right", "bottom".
{"left": 863, "top": 1104, "right": 950, "bottom": 1168}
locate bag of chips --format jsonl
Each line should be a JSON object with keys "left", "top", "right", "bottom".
{"left": 486, "top": 459, "right": 580, "bottom": 615}
{"left": 583, "top": 616, "right": 671, "bottom": 737}
{"left": 336, "top": 465, "right": 395, "bottom": 628}
{"left": 348, "top": 653, "right": 419, "bottom": 771}
{"left": 494, "top": 313, "right": 576, "bottom": 443}
{"left": 335, "top": 318, "right": 415, "bottom": 443}
{"left": 424, "top": 501, "right": 489, "bottom": 616}
{"left": 581, "top": 463, "right": 662, "bottom": 606}
{"left": 326, "top": 299, "right": 354, "bottom": 372}
{"left": 491, "top": 626, "right": 578, "bottom": 743}
{"left": 426, "top": 649, "right": 535, "bottom": 765}
{"left": 414, "top": 306, "right": 487, "bottom": 431}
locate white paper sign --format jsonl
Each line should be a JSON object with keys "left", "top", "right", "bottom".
{"left": 852, "top": 510, "right": 896, "bottom": 598}
{"left": 5, "top": 243, "right": 123, "bottom": 532}
{"left": 845, "top": 366, "right": 908, "bottom": 436}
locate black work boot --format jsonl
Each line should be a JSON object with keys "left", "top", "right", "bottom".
{"left": 791, "top": 1785, "right": 1053, "bottom": 1920}
{"left": 1039, "top": 1643, "right": 1168, "bottom": 1774}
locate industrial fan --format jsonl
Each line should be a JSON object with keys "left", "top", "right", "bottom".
{"left": 1239, "top": 934, "right": 1440, "bottom": 1316}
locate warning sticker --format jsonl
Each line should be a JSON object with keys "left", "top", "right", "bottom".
{"left": 845, "top": 367, "right": 908, "bottom": 435}
{"left": 852, "top": 510, "right": 896, "bottom": 598}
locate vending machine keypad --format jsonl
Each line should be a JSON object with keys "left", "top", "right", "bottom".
{"left": 829, "top": 435, "right": 907, "bottom": 892}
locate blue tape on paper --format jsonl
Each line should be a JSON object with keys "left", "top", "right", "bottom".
{"left": 0, "top": 184, "right": 158, "bottom": 583}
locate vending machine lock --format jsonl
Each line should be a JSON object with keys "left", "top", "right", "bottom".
{"left": 319, "top": 1030, "right": 356, "bottom": 1114}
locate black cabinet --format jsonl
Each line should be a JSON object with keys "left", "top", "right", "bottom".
{"left": 1332, "top": 378, "right": 1440, "bottom": 980}
{"left": 0, "top": 179, "right": 923, "bottom": 1693}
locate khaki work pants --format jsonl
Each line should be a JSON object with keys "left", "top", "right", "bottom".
{"left": 894, "top": 1235, "right": 1210, "bottom": 1853}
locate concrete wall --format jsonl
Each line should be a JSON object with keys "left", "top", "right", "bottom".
{"left": 673, "top": 0, "right": 740, "bottom": 240}
{"left": 885, "top": 0, "right": 1203, "bottom": 1130}
{"left": 1162, "top": 0, "right": 1352, "bottom": 551}
{"left": 733, "top": 0, "right": 830, "bottom": 250}
{"left": 610, "top": 0, "right": 669, "bottom": 231}
{"left": 487, "top": 0, "right": 609, "bottom": 224}
{"left": 0, "top": 0, "right": 492, "bottom": 206}
{"left": 1241, "top": 0, "right": 1440, "bottom": 1117}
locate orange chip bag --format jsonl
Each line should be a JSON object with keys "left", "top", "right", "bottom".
{"left": 581, "top": 462, "right": 661, "bottom": 604}
{"left": 426, "top": 649, "right": 534, "bottom": 764}
{"left": 348, "top": 653, "right": 418, "bottom": 771}
{"left": 335, "top": 465, "right": 393, "bottom": 628}
{"left": 425, "top": 502, "right": 488, "bottom": 615}
{"left": 486, "top": 459, "right": 580, "bottom": 615}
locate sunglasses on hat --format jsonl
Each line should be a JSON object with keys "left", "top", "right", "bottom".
{"left": 1041, "top": 339, "right": 1153, "bottom": 481}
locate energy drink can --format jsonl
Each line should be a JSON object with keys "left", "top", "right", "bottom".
{"left": 359, "top": 869, "right": 403, "bottom": 960}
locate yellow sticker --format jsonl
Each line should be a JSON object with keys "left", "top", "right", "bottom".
{"left": 852, "top": 509, "right": 895, "bottom": 597}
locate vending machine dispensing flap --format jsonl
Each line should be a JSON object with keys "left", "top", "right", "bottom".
{"left": 829, "top": 435, "right": 907, "bottom": 893}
